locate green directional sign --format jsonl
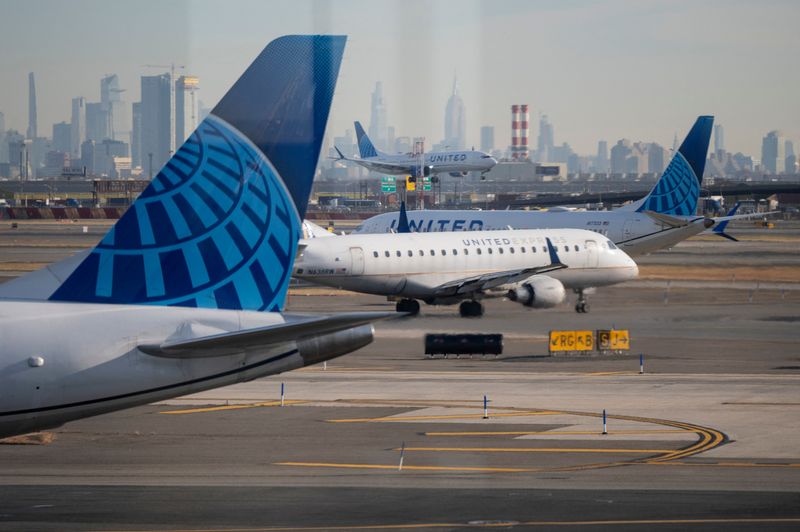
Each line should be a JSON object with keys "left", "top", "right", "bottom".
{"left": 381, "top": 176, "right": 396, "bottom": 193}
{"left": 422, "top": 177, "right": 432, "bottom": 191}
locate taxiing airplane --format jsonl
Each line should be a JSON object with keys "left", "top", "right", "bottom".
{"left": 355, "top": 116, "right": 720, "bottom": 257}
{"left": 294, "top": 223, "right": 638, "bottom": 316}
{"left": 334, "top": 121, "right": 497, "bottom": 177}
{"left": 0, "top": 35, "right": 393, "bottom": 439}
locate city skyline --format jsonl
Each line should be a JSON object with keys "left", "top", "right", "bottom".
{"left": 1, "top": 0, "right": 798, "bottom": 159}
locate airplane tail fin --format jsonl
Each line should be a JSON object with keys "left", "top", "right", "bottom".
{"left": 47, "top": 35, "right": 346, "bottom": 312}
{"left": 620, "top": 116, "right": 713, "bottom": 216}
{"left": 354, "top": 120, "right": 379, "bottom": 158}
{"left": 396, "top": 201, "right": 411, "bottom": 233}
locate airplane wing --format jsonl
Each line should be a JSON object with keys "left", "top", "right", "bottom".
{"left": 432, "top": 237, "right": 567, "bottom": 299}
{"left": 140, "top": 311, "right": 397, "bottom": 358}
{"left": 353, "top": 159, "right": 414, "bottom": 174}
{"left": 642, "top": 211, "right": 706, "bottom": 228}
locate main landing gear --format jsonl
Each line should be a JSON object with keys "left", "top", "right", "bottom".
{"left": 396, "top": 298, "right": 420, "bottom": 315}
{"left": 459, "top": 300, "right": 484, "bottom": 317}
{"left": 574, "top": 288, "right": 590, "bottom": 313}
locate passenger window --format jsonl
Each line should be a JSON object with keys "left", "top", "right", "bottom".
{"left": 396, "top": 250, "right": 402, "bottom": 257}
{"left": 509, "top": 247, "right": 515, "bottom": 253}
{"left": 488, "top": 248, "right": 493, "bottom": 254}
{"left": 373, "top": 251, "right": 378, "bottom": 258}
{"left": 430, "top": 249, "right": 436, "bottom": 256}
{"left": 564, "top": 246, "right": 569, "bottom": 252}
{"left": 419, "top": 250, "right": 424, "bottom": 256}
{"left": 532, "top": 246, "right": 537, "bottom": 253}
{"left": 464, "top": 249, "right": 469, "bottom": 255}
{"left": 384, "top": 251, "right": 390, "bottom": 257}
{"left": 574, "top": 245, "right": 579, "bottom": 251}
{"left": 441, "top": 249, "right": 447, "bottom": 256}
{"left": 521, "top": 246, "right": 526, "bottom": 253}
{"left": 498, "top": 247, "right": 504, "bottom": 254}
{"left": 477, "top": 248, "right": 482, "bottom": 255}
{"left": 453, "top": 249, "right": 458, "bottom": 255}
{"left": 407, "top": 250, "right": 413, "bottom": 257}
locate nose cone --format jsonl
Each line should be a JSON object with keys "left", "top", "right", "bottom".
{"left": 488, "top": 156, "right": 498, "bottom": 168}
{"left": 622, "top": 253, "right": 639, "bottom": 281}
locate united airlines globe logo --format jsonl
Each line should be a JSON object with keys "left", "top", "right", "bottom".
{"left": 638, "top": 152, "right": 700, "bottom": 216}
{"left": 51, "top": 114, "right": 299, "bottom": 311}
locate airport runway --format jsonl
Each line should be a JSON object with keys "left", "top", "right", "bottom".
{"left": 1, "top": 220, "right": 799, "bottom": 530}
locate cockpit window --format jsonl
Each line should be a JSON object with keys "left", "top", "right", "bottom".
{"left": 607, "top": 240, "right": 618, "bottom": 250}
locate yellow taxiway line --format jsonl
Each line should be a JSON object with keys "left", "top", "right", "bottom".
{"left": 423, "top": 429, "right": 691, "bottom": 437}
{"left": 159, "top": 400, "right": 306, "bottom": 415}
{"left": 274, "top": 461, "right": 537, "bottom": 473}
{"left": 398, "top": 447, "right": 675, "bottom": 454}
{"left": 327, "top": 411, "right": 558, "bottom": 423}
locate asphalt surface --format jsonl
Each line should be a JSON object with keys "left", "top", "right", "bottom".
{"left": 0, "top": 220, "right": 799, "bottom": 531}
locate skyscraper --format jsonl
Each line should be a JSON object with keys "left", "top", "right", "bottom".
{"left": 52, "top": 122, "right": 72, "bottom": 154}
{"left": 27, "top": 72, "right": 37, "bottom": 140}
{"left": 761, "top": 130, "right": 786, "bottom": 174}
{"left": 596, "top": 140, "right": 609, "bottom": 172}
{"left": 714, "top": 124, "right": 725, "bottom": 153}
{"left": 85, "top": 102, "right": 111, "bottom": 142}
{"left": 368, "top": 81, "right": 388, "bottom": 150}
{"left": 537, "top": 115, "right": 554, "bottom": 161}
{"left": 480, "top": 126, "right": 494, "bottom": 152}
{"left": 101, "top": 74, "right": 130, "bottom": 147}
{"left": 444, "top": 77, "right": 466, "bottom": 150}
{"left": 131, "top": 102, "right": 142, "bottom": 169}
{"left": 175, "top": 75, "right": 200, "bottom": 146}
{"left": 0, "top": 111, "right": 6, "bottom": 163}
{"left": 140, "top": 73, "right": 171, "bottom": 176}
{"left": 70, "top": 97, "right": 86, "bottom": 159}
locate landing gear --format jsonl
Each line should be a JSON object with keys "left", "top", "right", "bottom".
{"left": 459, "top": 300, "right": 484, "bottom": 317}
{"left": 396, "top": 298, "right": 420, "bottom": 315}
{"left": 574, "top": 289, "right": 589, "bottom": 313}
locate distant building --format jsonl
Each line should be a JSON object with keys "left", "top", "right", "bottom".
{"left": 648, "top": 143, "right": 668, "bottom": 174}
{"left": 480, "top": 126, "right": 494, "bottom": 153}
{"left": 537, "top": 115, "right": 554, "bottom": 162}
{"left": 131, "top": 102, "right": 142, "bottom": 169}
{"left": 610, "top": 139, "right": 632, "bottom": 174}
{"left": 101, "top": 74, "right": 130, "bottom": 147}
{"left": 368, "top": 81, "right": 388, "bottom": 150}
{"left": 714, "top": 124, "right": 724, "bottom": 154}
{"left": 761, "top": 130, "right": 786, "bottom": 174}
{"left": 70, "top": 97, "right": 86, "bottom": 159}
{"left": 394, "top": 136, "right": 411, "bottom": 154}
{"left": 27, "top": 72, "right": 37, "bottom": 140}
{"left": 596, "top": 140, "right": 609, "bottom": 172}
{"left": 0, "top": 111, "right": 7, "bottom": 163}
{"left": 140, "top": 73, "right": 171, "bottom": 176}
{"left": 52, "top": 122, "right": 71, "bottom": 154}
{"left": 786, "top": 140, "right": 796, "bottom": 175}
{"left": 333, "top": 129, "right": 356, "bottom": 158}
{"left": 85, "top": 102, "right": 111, "bottom": 142}
{"left": 175, "top": 75, "right": 200, "bottom": 146}
{"left": 443, "top": 77, "right": 466, "bottom": 150}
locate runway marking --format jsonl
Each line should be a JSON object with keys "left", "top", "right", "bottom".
{"left": 97, "top": 516, "right": 800, "bottom": 531}
{"left": 159, "top": 400, "right": 306, "bottom": 415}
{"left": 722, "top": 401, "right": 800, "bottom": 406}
{"left": 646, "top": 460, "right": 800, "bottom": 469}
{"left": 327, "top": 411, "right": 558, "bottom": 423}
{"left": 423, "top": 430, "right": 691, "bottom": 437}
{"left": 399, "top": 447, "right": 675, "bottom": 454}
{"left": 583, "top": 371, "right": 637, "bottom": 376}
{"left": 274, "top": 461, "right": 538, "bottom": 473}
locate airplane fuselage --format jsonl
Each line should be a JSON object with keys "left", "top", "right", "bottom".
{"left": 0, "top": 301, "right": 371, "bottom": 438}
{"left": 355, "top": 209, "right": 712, "bottom": 256}
{"left": 352, "top": 150, "right": 496, "bottom": 175}
{"left": 294, "top": 228, "right": 637, "bottom": 303}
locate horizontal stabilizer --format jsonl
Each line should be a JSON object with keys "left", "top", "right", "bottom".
{"left": 642, "top": 211, "right": 696, "bottom": 228}
{"left": 140, "top": 311, "right": 397, "bottom": 358}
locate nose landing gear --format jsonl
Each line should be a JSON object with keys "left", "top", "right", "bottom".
{"left": 396, "top": 298, "right": 420, "bottom": 315}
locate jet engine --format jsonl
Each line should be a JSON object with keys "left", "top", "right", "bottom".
{"left": 449, "top": 171, "right": 468, "bottom": 177}
{"left": 506, "top": 275, "right": 566, "bottom": 308}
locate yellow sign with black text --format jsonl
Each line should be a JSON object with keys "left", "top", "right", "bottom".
{"left": 548, "top": 330, "right": 594, "bottom": 353}
{"left": 596, "top": 329, "right": 631, "bottom": 351}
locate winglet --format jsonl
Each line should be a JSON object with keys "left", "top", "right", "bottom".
{"left": 713, "top": 202, "right": 740, "bottom": 242}
{"left": 333, "top": 145, "right": 346, "bottom": 160}
{"left": 545, "top": 237, "right": 565, "bottom": 267}
{"left": 396, "top": 201, "right": 411, "bottom": 233}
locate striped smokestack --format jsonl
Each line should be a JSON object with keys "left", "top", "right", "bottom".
{"left": 511, "top": 105, "right": 520, "bottom": 159}
{"left": 511, "top": 104, "right": 529, "bottom": 160}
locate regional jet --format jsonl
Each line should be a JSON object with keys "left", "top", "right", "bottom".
{"left": 334, "top": 121, "right": 497, "bottom": 177}
{"left": 294, "top": 224, "right": 638, "bottom": 316}
{"left": 0, "top": 35, "right": 394, "bottom": 439}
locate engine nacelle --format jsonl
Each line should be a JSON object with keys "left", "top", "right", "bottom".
{"left": 507, "top": 275, "right": 566, "bottom": 309}
{"left": 297, "top": 324, "right": 374, "bottom": 366}
{"left": 409, "top": 165, "right": 433, "bottom": 177}
{"left": 449, "top": 171, "right": 468, "bottom": 177}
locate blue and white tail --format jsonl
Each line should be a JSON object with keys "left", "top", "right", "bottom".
{"left": 621, "top": 116, "right": 713, "bottom": 216}
{"left": 46, "top": 35, "right": 346, "bottom": 311}
{"left": 354, "top": 121, "right": 379, "bottom": 158}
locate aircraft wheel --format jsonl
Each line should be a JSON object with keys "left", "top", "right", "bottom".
{"left": 459, "top": 300, "right": 484, "bottom": 318}
{"left": 396, "top": 299, "right": 420, "bottom": 315}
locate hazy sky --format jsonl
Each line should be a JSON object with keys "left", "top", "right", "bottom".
{"left": 1, "top": 0, "right": 798, "bottom": 157}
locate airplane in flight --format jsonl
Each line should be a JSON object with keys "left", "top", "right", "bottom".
{"left": 334, "top": 121, "right": 497, "bottom": 177}
{"left": 355, "top": 116, "right": 723, "bottom": 257}
{"left": 294, "top": 222, "right": 638, "bottom": 316}
{"left": 0, "top": 35, "right": 394, "bottom": 439}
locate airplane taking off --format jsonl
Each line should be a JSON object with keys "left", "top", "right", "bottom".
{"left": 334, "top": 121, "right": 497, "bottom": 177}
{"left": 355, "top": 116, "right": 722, "bottom": 257}
{"left": 0, "top": 35, "right": 393, "bottom": 439}
{"left": 294, "top": 223, "right": 638, "bottom": 316}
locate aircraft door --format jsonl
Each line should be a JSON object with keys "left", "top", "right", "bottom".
{"left": 349, "top": 247, "right": 365, "bottom": 275}
{"left": 622, "top": 220, "right": 635, "bottom": 240}
{"left": 585, "top": 240, "right": 599, "bottom": 268}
